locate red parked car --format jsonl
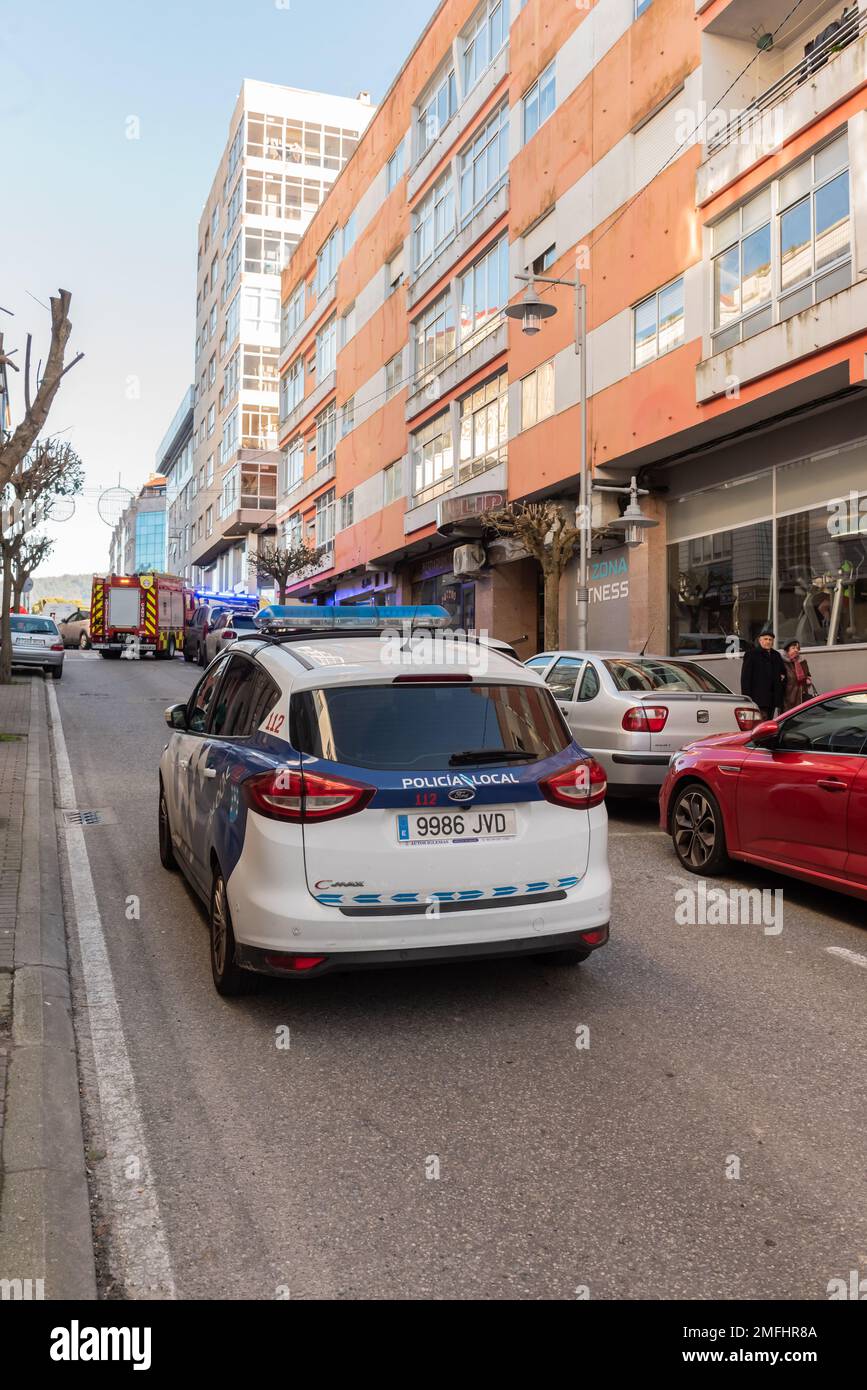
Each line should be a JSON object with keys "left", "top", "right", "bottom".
{"left": 660, "top": 685, "right": 867, "bottom": 902}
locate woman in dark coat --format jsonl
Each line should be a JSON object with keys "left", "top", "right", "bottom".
{"left": 740, "top": 627, "right": 787, "bottom": 721}
{"left": 782, "top": 639, "right": 817, "bottom": 711}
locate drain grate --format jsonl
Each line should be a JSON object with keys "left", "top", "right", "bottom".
{"left": 62, "top": 809, "right": 115, "bottom": 827}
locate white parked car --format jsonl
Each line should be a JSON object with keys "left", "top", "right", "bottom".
{"left": 159, "top": 606, "right": 612, "bottom": 994}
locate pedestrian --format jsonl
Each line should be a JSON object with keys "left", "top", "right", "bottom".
{"left": 781, "top": 639, "right": 817, "bottom": 711}
{"left": 740, "top": 626, "right": 787, "bottom": 721}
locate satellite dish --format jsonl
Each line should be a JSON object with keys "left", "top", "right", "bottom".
{"left": 43, "top": 495, "right": 76, "bottom": 523}
{"left": 97, "top": 486, "right": 134, "bottom": 528}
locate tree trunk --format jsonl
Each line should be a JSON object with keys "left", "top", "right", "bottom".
{"left": 543, "top": 565, "right": 562, "bottom": 651}
{"left": 278, "top": 582, "right": 287, "bottom": 604}
{"left": 0, "top": 550, "right": 13, "bottom": 684}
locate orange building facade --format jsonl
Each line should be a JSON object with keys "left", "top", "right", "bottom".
{"left": 276, "top": 0, "right": 867, "bottom": 686}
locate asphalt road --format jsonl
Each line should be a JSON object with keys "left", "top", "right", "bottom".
{"left": 49, "top": 650, "right": 867, "bottom": 1300}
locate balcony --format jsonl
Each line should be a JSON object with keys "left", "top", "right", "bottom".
{"left": 698, "top": 4, "right": 866, "bottom": 204}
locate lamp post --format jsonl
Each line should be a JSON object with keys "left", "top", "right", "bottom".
{"left": 506, "top": 271, "right": 656, "bottom": 650}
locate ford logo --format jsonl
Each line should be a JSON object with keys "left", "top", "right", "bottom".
{"left": 448, "top": 788, "right": 476, "bottom": 803}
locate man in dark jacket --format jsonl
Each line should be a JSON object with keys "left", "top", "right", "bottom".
{"left": 741, "top": 627, "right": 787, "bottom": 720}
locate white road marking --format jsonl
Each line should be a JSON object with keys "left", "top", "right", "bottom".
{"left": 825, "top": 946, "right": 867, "bottom": 970}
{"left": 47, "top": 681, "right": 176, "bottom": 1300}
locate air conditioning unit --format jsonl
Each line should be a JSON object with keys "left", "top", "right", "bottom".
{"left": 453, "top": 543, "right": 486, "bottom": 576}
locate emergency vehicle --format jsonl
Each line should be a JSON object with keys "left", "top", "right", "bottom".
{"left": 90, "top": 573, "right": 195, "bottom": 659}
{"left": 158, "top": 605, "right": 612, "bottom": 995}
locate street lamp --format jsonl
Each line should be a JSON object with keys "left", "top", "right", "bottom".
{"left": 506, "top": 271, "right": 657, "bottom": 649}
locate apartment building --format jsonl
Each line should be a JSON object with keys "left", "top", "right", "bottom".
{"left": 276, "top": 0, "right": 867, "bottom": 687}
{"left": 108, "top": 476, "right": 168, "bottom": 576}
{"left": 156, "top": 386, "right": 195, "bottom": 579}
{"left": 179, "top": 79, "right": 375, "bottom": 595}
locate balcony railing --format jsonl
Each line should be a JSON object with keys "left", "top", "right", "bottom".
{"left": 706, "top": 7, "right": 864, "bottom": 156}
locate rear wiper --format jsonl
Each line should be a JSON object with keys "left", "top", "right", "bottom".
{"left": 448, "top": 748, "right": 536, "bottom": 766}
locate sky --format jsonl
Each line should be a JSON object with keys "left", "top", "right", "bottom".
{"left": 0, "top": 0, "right": 437, "bottom": 576}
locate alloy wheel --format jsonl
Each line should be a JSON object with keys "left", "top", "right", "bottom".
{"left": 212, "top": 876, "right": 228, "bottom": 976}
{"left": 674, "top": 790, "right": 717, "bottom": 869}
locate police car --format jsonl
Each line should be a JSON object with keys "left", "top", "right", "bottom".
{"left": 159, "top": 606, "right": 611, "bottom": 995}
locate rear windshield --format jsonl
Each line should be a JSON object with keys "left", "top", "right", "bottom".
{"left": 291, "top": 683, "right": 571, "bottom": 771}
{"left": 11, "top": 617, "right": 57, "bottom": 635}
{"left": 228, "top": 614, "right": 256, "bottom": 629}
{"left": 604, "top": 658, "right": 729, "bottom": 694}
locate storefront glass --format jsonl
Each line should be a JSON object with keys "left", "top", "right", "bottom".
{"left": 413, "top": 572, "right": 476, "bottom": 629}
{"left": 668, "top": 441, "right": 867, "bottom": 654}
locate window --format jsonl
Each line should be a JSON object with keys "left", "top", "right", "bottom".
{"left": 777, "top": 695, "right": 867, "bottom": 756}
{"left": 418, "top": 69, "right": 457, "bottom": 157}
{"left": 242, "top": 287, "right": 280, "bottom": 337}
{"left": 187, "top": 657, "right": 230, "bottom": 733}
{"left": 284, "top": 437, "right": 304, "bottom": 491}
{"left": 282, "top": 284, "right": 305, "bottom": 347}
{"left": 208, "top": 304, "right": 217, "bottom": 337}
{"left": 284, "top": 513, "right": 302, "bottom": 549}
{"left": 341, "top": 302, "right": 356, "bottom": 347}
{"left": 245, "top": 228, "right": 294, "bottom": 276}
{"left": 316, "top": 228, "right": 339, "bottom": 297}
{"left": 291, "top": 683, "right": 570, "bottom": 772}
{"left": 533, "top": 244, "right": 556, "bottom": 275}
{"left": 224, "top": 347, "right": 240, "bottom": 404}
{"left": 282, "top": 356, "right": 304, "bottom": 418}
{"left": 710, "top": 133, "right": 850, "bottom": 353}
{"left": 315, "top": 487, "right": 336, "bottom": 546}
{"left": 342, "top": 211, "right": 357, "bottom": 255}
{"left": 387, "top": 143, "right": 405, "bottom": 191}
{"left": 224, "top": 235, "right": 241, "bottom": 297}
{"left": 205, "top": 506, "right": 213, "bottom": 536}
{"left": 523, "top": 62, "right": 555, "bottom": 142}
{"left": 544, "top": 657, "right": 584, "bottom": 701}
{"left": 224, "top": 293, "right": 240, "bottom": 352}
{"left": 459, "top": 104, "right": 508, "bottom": 225}
{"left": 387, "top": 248, "right": 405, "bottom": 295}
{"left": 385, "top": 351, "right": 403, "bottom": 400}
{"left": 315, "top": 401, "right": 337, "bottom": 470}
{"left": 521, "top": 360, "right": 555, "bottom": 430}
{"left": 316, "top": 316, "right": 337, "bottom": 378}
{"left": 413, "top": 171, "right": 455, "bottom": 271}
{"left": 458, "top": 371, "right": 508, "bottom": 483}
{"left": 210, "top": 254, "right": 218, "bottom": 293}
{"left": 243, "top": 346, "right": 278, "bottom": 393}
{"left": 220, "top": 407, "right": 239, "bottom": 465}
{"left": 340, "top": 490, "right": 355, "bottom": 529}
{"left": 207, "top": 403, "right": 215, "bottom": 438}
{"left": 414, "top": 290, "right": 456, "bottom": 384}
{"left": 411, "top": 410, "right": 453, "bottom": 503}
{"left": 208, "top": 354, "right": 216, "bottom": 387}
{"left": 209, "top": 655, "right": 258, "bottom": 739}
{"left": 463, "top": 1, "right": 506, "bottom": 94}
{"left": 383, "top": 459, "right": 402, "bottom": 505}
{"left": 227, "top": 177, "right": 242, "bottom": 231}
{"left": 459, "top": 235, "right": 509, "bottom": 348}
{"left": 341, "top": 397, "right": 355, "bottom": 437}
{"left": 206, "top": 455, "right": 214, "bottom": 485}
{"left": 635, "top": 0, "right": 653, "bottom": 15}
{"left": 633, "top": 276, "right": 684, "bottom": 368}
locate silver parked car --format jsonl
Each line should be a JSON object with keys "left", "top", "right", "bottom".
{"left": 6, "top": 614, "right": 65, "bottom": 679}
{"left": 202, "top": 610, "right": 259, "bottom": 665}
{"left": 524, "top": 651, "right": 761, "bottom": 796}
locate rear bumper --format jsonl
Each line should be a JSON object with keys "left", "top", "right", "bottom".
{"left": 10, "top": 648, "right": 63, "bottom": 669}
{"left": 237, "top": 923, "right": 609, "bottom": 977}
{"left": 94, "top": 640, "right": 156, "bottom": 653}
{"left": 591, "top": 748, "right": 670, "bottom": 791}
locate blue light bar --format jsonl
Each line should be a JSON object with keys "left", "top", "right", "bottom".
{"left": 255, "top": 603, "right": 452, "bottom": 632}
{"left": 194, "top": 589, "right": 260, "bottom": 609}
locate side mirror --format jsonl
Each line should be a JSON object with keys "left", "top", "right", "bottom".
{"left": 751, "top": 719, "right": 779, "bottom": 746}
{"left": 165, "top": 703, "right": 188, "bottom": 731}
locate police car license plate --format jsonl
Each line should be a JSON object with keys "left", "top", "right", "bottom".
{"left": 397, "top": 810, "right": 516, "bottom": 845}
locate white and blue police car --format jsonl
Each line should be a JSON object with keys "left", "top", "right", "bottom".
{"left": 159, "top": 605, "right": 612, "bottom": 995}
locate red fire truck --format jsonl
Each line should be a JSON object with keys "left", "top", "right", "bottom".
{"left": 90, "top": 573, "right": 196, "bottom": 659}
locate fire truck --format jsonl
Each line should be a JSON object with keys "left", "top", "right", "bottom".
{"left": 90, "top": 573, "right": 195, "bottom": 659}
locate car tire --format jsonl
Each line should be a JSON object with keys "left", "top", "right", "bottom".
{"left": 166, "top": 636, "right": 176, "bottom": 660}
{"left": 50, "top": 666, "right": 63, "bottom": 680}
{"left": 158, "top": 782, "right": 178, "bottom": 871}
{"left": 209, "top": 870, "right": 253, "bottom": 997}
{"left": 198, "top": 643, "right": 206, "bottom": 668}
{"left": 99, "top": 650, "right": 120, "bottom": 660}
{"left": 79, "top": 632, "right": 91, "bottom": 651}
{"left": 671, "top": 782, "right": 730, "bottom": 876}
{"left": 183, "top": 641, "right": 194, "bottom": 663}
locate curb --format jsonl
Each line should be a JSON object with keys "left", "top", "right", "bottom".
{"left": 0, "top": 677, "right": 97, "bottom": 1299}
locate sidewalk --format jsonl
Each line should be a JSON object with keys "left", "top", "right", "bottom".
{"left": 0, "top": 675, "right": 96, "bottom": 1300}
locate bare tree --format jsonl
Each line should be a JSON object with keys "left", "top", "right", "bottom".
{"left": 0, "top": 440, "right": 84, "bottom": 682}
{"left": 11, "top": 532, "right": 54, "bottom": 612}
{"left": 0, "top": 290, "right": 84, "bottom": 493}
{"left": 486, "top": 501, "right": 600, "bottom": 651}
{"left": 251, "top": 539, "right": 323, "bottom": 603}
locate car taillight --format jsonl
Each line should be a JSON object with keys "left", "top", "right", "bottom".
{"left": 244, "top": 767, "right": 373, "bottom": 823}
{"left": 220, "top": 630, "right": 236, "bottom": 640}
{"left": 622, "top": 705, "right": 669, "bottom": 733}
{"left": 540, "top": 759, "right": 607, "bottom": 809}
{"left": 50, "top": 643, "right": 65, "bottom": 652}
{"left": 735, "top": 706, "right": 762, "bottom": 731}
{"left": 264, "top": 954, "right": 326, "bottom": 973}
